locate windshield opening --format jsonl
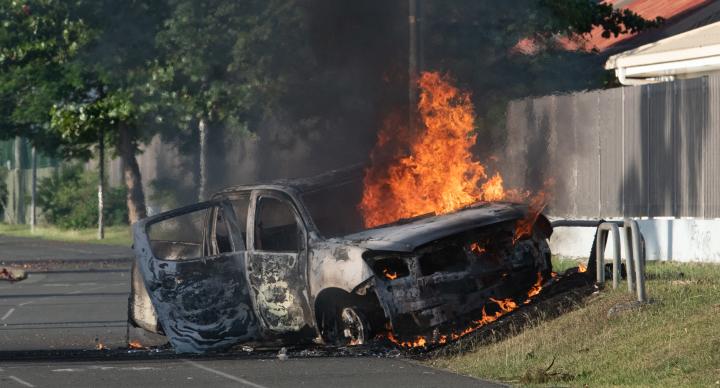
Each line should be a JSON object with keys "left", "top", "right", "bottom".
{"left": 302, "top": 180, "right": 366, "bottom": 238}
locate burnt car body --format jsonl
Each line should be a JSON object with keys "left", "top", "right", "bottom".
{"left": 129, "top": 168, "right": 552, "bottom": 353}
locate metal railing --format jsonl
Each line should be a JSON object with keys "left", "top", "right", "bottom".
{"left": 551, "top": 219, "right": 647, "bottom": 302}
{"left": 595, "top": 220, "right": 647, "bottom": 302}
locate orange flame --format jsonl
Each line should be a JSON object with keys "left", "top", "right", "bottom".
{"left": 383, "top": 268, "right": 399, "bottom": 280}
{"left": 128, "top": 340, "right": 144, "bottom": 349}
{"left": 360, "top": 72, "right": 507, "bottom": 228}
{"left": 512, "top": 181, "right": 554, "bottom": 244}
{"left": 489, "top": 297, "right": 519, "bottom": 313}
{"left": 360, "top": 71, "right": 553, "bottom": 236}
{"left": 525, "top": 272, "right": 543, "bottom": 301}
{"left": 96, "top": 342, "right": 108, "bottom": 350}
{"left": 578, "top": 264, "right": 587, "bottom": 273}
{"left": 384, "top": 272, "right": 545, "bottom": 349}
{"left": 468, "top": 242, "right": 486, "bottom": 255}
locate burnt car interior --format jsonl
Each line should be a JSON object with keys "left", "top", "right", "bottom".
{"left": 147, "top": 207, "right": 209, "bottom": 260}
{"left": 255, "top": 196, "right": 301, "bottom": 252}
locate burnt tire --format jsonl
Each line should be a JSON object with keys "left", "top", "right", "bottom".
{"left": 320, "top": 304, "right": 371, "bottom": 346}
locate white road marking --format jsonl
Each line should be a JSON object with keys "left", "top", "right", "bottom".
{"left": 123, "top": 367, "right": 159, "bottom": 371}
{"left": 15, "top": 284, "right": 113, "bottom": 307}
{"left": 182, "top": 359, "right": 268, "bottom": 388}
{"left": 1, "top": 308, "right": 15, "bottom": 320}
{"left": 9, "top": 375, "right": 35, "bottom": 387}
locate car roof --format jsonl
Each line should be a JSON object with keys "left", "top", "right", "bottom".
{"left": 212, "top": 163, "right": 365, "bottom": 197}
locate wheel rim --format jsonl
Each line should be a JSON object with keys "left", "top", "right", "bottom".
{"left": 340, "top": 307, "right": 366, "bottom": 345}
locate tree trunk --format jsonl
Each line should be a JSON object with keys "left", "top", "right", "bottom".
{"left": 408, "top": 0, "right": 420, "bottom": 133}
{"left": 118, "top": 126, "right": 147, "bottom": 224}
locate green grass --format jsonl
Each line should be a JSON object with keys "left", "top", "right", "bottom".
{"left": 0, "top": 223, "right": 132, "bottom": 247}
{"left": 430, "top": 258, "right": 720, "bottom": 387}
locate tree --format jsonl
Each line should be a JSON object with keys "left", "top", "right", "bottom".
{"left": 0, "top": 0, "right": 93, "bottom": 156}
{"left": 0, "top": 0, "right": 660, "bottom": 225}
{"left": 46, "top": 0, "right": 170, "bottom": 223}
{"left": 150, "top": 0, "right": 317, "bottom": 196}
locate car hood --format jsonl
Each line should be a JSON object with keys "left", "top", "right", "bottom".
{"left": 342, "top": 202, "right": 526, "bottom": 252}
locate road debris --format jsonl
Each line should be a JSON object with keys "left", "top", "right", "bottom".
{"left": 0, "top": 267, "right": 26, "bottom": 281}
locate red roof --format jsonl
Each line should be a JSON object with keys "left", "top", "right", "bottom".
{"left": 513, "top": 0, "right": 713, "bottom": 54}
{"left": 585, "top": 0, "right": 710, "bottom": 50}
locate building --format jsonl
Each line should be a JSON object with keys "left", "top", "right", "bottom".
{"left": 605, "top": 21, "right": 720, "bottom": 85}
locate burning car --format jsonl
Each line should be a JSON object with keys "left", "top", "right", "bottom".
{"left": 128, "top": 167, "right": 553, "bottom": 353}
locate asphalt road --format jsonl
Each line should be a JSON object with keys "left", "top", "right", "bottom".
{"left": 0, "top": 238, "right": 502, "bottom": 387}
{"left": 0, "top": 269, "right": 131, "bottom": 351}
{"left": 0, "top": 235, "right": 133, "bottom": 262}
{"left": 0, "top": 357, "right": 497, "bottom": 388}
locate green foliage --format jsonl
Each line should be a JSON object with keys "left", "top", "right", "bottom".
{"left": 0, "top": 0, "right": 663, "bottom": 217}
{"left": 0, "top": 0, "right": 94, "bottom": 155}
{"left": 37, "top": 165, "right": 127, "bottom": 229}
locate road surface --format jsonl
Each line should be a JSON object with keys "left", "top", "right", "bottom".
{"left": 0, "top": 238, "right": 502, "bottom": 387}
{"left": 0, "top": 356, "right": 498, "bottom": 388}
{"left": 0, "top": 235, "right": 132, "bottom": 262}
{"left": 0, "top": 269, "right": 131, "bottom": 351}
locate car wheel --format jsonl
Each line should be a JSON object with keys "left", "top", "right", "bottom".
{"left": 340, "top": 306, "right": 369, "bottom": 345}
{"left": 321, "top": 304, "right": 370, "bottom": 346}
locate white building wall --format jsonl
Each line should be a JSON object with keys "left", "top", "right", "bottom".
{"left": 550, "top": 218, "right": 720, "bottom": 263}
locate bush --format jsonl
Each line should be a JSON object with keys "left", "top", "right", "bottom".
{"left": 37, "top": 165, "right": 128, "bottom": 229}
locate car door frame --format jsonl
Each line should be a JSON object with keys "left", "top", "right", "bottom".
{"left": 245, "top": 189, "right": 313, "bottom": 335}
{"left": 133, "top": 199, "right": 260, "bottom": 353}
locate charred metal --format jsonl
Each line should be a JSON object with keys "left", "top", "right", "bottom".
{"left": 128, "top": 167, "right": 553, "bottom": 353}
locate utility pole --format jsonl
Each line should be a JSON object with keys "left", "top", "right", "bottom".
{"left": 98, "top": 127, "right": 105, "bottom": 240}
{"left": 408, "top": 0, "right": 422, "bottom": 133}
{"left": 198, "top": 118, "right": 208, "bottom": 202}
{"left": 30, "top": 145, "right": 36, "bottom": 232}
{"left": 13, "top": 136, "right": 25, "bottom": 224}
